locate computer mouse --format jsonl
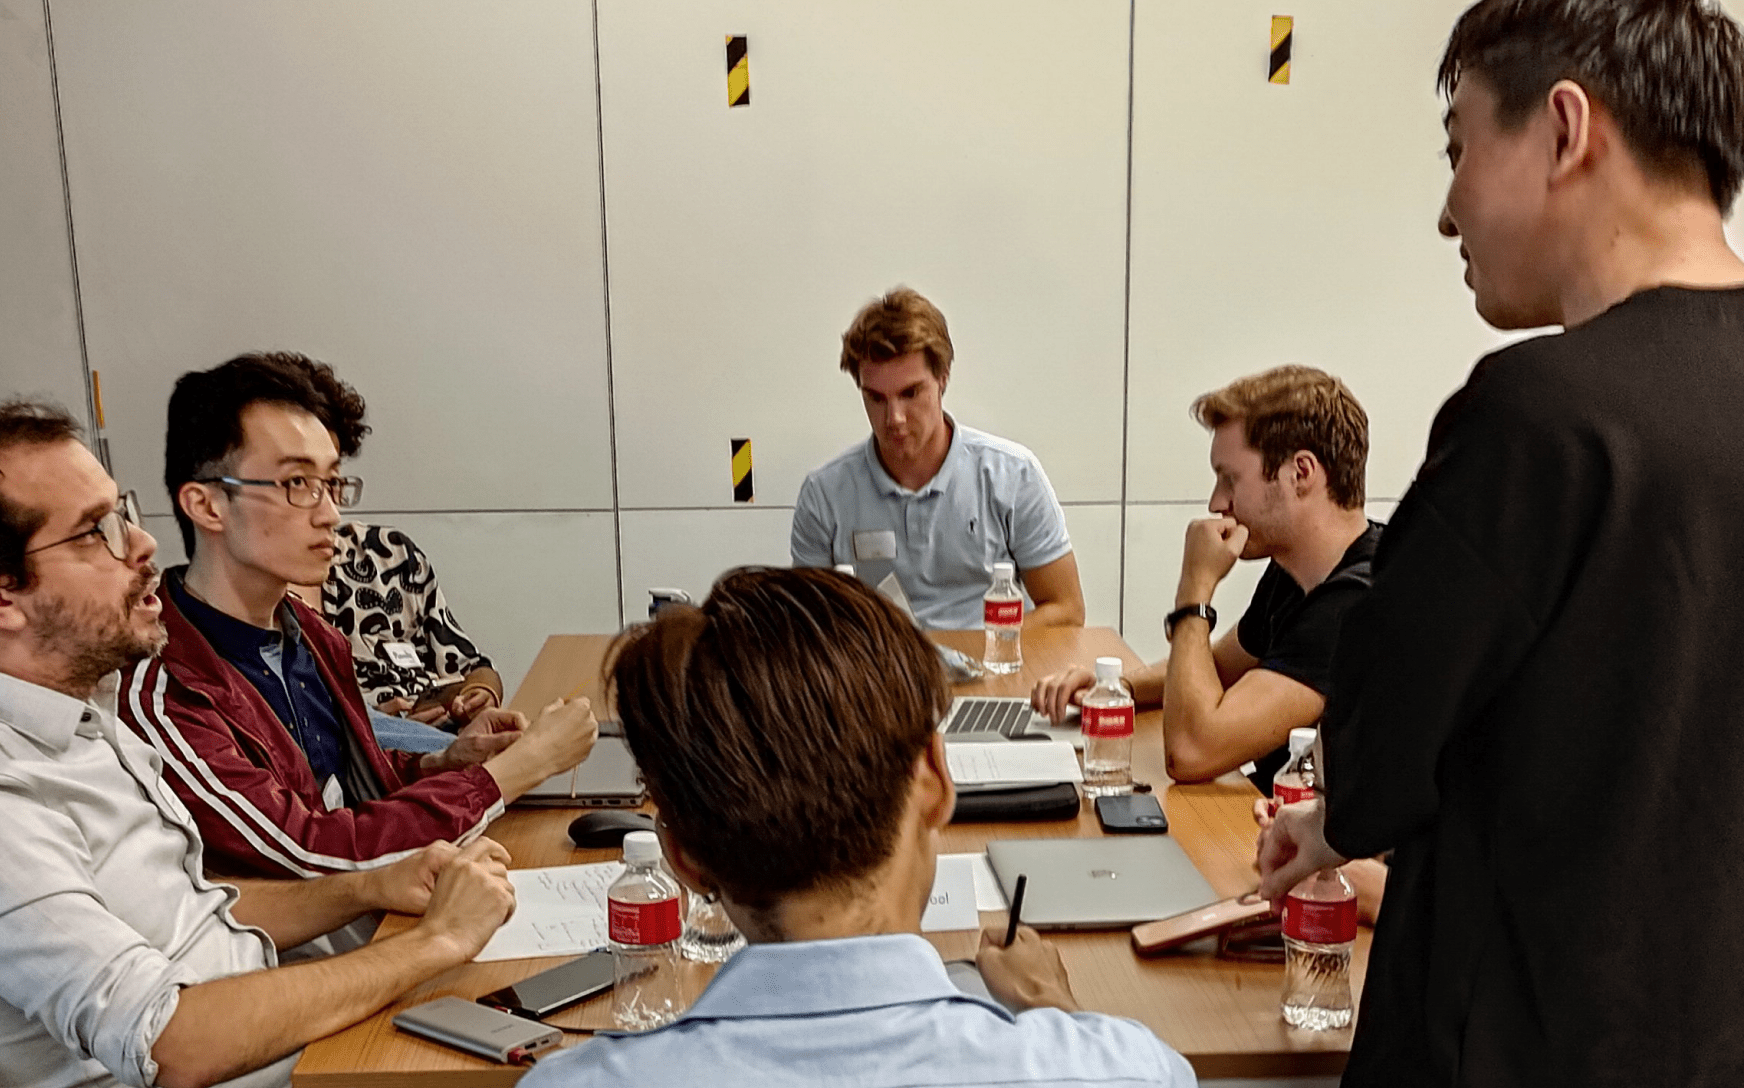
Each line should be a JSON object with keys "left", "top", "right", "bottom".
{"left": 567, "top": 810, "right": 658, "bottom": 850}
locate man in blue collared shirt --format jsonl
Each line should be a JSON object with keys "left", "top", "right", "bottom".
{"left": 521, "top": 568, "right": 1193, "bottom": 1088}
{"left": 791, "top": 288, "right": 1085, "bottom": 630}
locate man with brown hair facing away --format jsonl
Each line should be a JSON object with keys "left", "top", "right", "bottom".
{"left": 520, "top": 567, "right": 1192, "bottom": 1088}
{"left": 792, "top": 287, "right": 1085, "bottom": 630}
{"left": 1034, "top": 365, "right": 1378, "bottom": 793}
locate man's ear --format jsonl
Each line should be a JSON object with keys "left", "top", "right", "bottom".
{"left": 916, "top": 732, "right": 957, "bottom": 833}
{"left": 654, "top": 819, "right": 714, "bottom": 897}
{"left": 1291, "top": 450, "right": 1322, "bottom": 499}
{"left": 1546, "top": 78, "right": 1596, "bottom": 188}
{"left": 178, "top": 481, "right": 226, "bottom": 540}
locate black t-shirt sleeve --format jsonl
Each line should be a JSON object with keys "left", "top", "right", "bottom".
{"left": 1237, "top": 563, "right": 1286, "bottom": 660}
{"left": 1257, "top": 579, "right": 1368, "bottom": 696}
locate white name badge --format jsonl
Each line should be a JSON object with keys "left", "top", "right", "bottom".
{"left": 853, "top": 530, "right": 898, "bottom": 562}
{"left": 382, "top": 641, "right": 422, "bottom": 668}
{"left": 322, "top": 774, "right": 345, "bottom": 811}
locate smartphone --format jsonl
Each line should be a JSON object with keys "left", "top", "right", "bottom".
{"left": 476, "top": 950, "right": 615, "bottom": 1019}
{"left": 1095, "top": 793, "right": 1169, "bottom": 833}
{"left": 1130, "top": 894, "right": 1277, "bottom": 956}
{"left": 392, "top": 996, "right": 562, "bottom": 1062}
{"left": 410, "top": 680, "right": 466, "bottom": 715}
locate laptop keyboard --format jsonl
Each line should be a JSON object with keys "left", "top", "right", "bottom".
{"left": 943, "top": 698, "right": 1033, "bottom": 738}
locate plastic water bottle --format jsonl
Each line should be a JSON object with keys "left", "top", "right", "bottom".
{"left": 608, "top": 831, "right": 685, "bottom": 1031}
{"left": 680, "top": 890, "right": 746, "bottom": 964}
{"left": 982, "top": 561, "right": 1023, "bottom": 674}
{"left": 1080, "top": 657, "right": 1134, "bottom": 797}
{"left": 1280, "top": 866, "right": 1357, "bottom": 1030}
{"left": 1271, "top": 727, "right": 1318, "bottom": 812}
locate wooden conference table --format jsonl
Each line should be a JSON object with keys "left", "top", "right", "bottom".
{"left": 294, "top": 627, "right": 1366, "bottom": 1085}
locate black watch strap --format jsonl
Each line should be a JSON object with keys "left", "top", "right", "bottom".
{"left": 1165, "top": 603, "right": 1217, "bottom": 640}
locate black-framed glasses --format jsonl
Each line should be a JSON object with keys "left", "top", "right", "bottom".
{"left": 24, "top": 491, "right": 142, "bottom": 562}
{"left": 196, "top": 474, "right": 364, "bottom": 510}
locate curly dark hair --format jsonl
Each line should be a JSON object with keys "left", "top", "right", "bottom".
{"left": 1439, "top": 0, "right": 1744, "bottom": 208}
{"left": 0, "top": 399, "right": 85, "bottom": 591}
{"left": 164, "top": 352, "right": 370, "bottom": 553}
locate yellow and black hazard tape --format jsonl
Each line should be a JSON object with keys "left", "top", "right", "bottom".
{"left": 727, "top": 35, "right": 750, "bottom": 107}
{"left": 1270, "top": 16, "right": 1293, "bottom": 85}
{"left": 732, "top": 438, "right": 754, "bottom": 502}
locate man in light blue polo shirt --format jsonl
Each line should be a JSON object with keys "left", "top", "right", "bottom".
{"left": 791, "top": 287, "right": 1085, "bottom": 629}
{"left": 520, "top": 568, "right": 1192, "bottom": 1088}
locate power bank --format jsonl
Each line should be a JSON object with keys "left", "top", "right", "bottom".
{"left": 392, "top": 996, "right": 563, "bottom": 1062}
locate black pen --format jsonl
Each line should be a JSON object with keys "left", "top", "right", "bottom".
{"left": 1003, "top": 873, "right": 1029, "bottom": 947}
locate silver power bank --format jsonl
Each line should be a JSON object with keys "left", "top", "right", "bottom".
{"left": 392, "top": 996, "right": 563, "bottom": 1062}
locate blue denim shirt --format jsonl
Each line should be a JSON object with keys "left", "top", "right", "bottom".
{"left": 520, "top": 933, "right": 1194, "bottom": 1088}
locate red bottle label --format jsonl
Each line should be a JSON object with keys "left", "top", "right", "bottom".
{"left": 1273, "top": 782, "right": 1316, "bottom": 806}
{"left": 1081, "top": 704, "right": 1134, "bottom": 739}
{"left": 984, "top": 599, "right": 1022, "bottom": 626}
{"left": 608, "top": 896, "right": 682, "bottom": 945}
{"left": 1282, "top": 894, "right": 1358, "bottom": 944}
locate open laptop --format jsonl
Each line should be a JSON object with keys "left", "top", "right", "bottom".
{"left": 513, "top": 736, "right": 646, "bottom": 808}
{"left": 938, "top": 697, "right": 1084, "bottom": 749}
{"left": 985, "top": 837, "right": 1217, "bottom": 930}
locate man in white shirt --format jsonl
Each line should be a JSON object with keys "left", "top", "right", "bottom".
{"left": 521, "top": 567, "right": 1193, "bottom": 1088}
{"left": 0, "top": 398, "right": 517, "bottom": 1088}
{"left": 791, "top": 287, "right": 1085, "bottom": 629}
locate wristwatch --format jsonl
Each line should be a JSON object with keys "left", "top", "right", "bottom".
{"left": 1165, "top": 603, "right": 1217, "bottom": 640}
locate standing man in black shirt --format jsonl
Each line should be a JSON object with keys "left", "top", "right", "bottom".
{"left": 1257, "top": 2, "right": 1744, "bottom": 1085}
{"left": 1033, "top": 365, "right": 1379, "bottom": 791}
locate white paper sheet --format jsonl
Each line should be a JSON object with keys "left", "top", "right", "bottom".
{"left": 945, "top": 741, "right": 1083, "bottom": 786}
{"left": 921, "top": 854, "right": 980, "bottom": 932}
{"left": 474, "top": 861, "right": 625, "bottom": 962}
{"left": 940, "top": 851, "right": 1008, "bottom": 911}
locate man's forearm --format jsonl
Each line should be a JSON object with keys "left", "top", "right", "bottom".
{"left": 1161, "top": 618, "right": 1229, "bottom": 780}
{"left": 460, "top": 666, "right": 503, "bottom": 703}
{"left": 226, "top": 872, "right": 377, "bottom": 950}
{"left": 153, "top": 925, "right": 470, "bottom": 1088}
{"left": 1024, "top": 598, "right": 1084, "bottom": 628}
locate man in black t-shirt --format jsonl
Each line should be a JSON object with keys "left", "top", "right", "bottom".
{"left": 1033, "top": 365, "right": 1376, "bottom": 793}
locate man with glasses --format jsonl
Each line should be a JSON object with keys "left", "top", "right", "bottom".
{"left": 119, "top": 353, "right": 600, "bottom": 882}
{"left": 0, "top": 397, "right": 519, "bottom": 1088}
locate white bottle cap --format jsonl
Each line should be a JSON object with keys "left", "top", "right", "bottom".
{"left": 834, "top": 563, "right": 855, "bottom": 575}
{"left": 622, "top": 830, "right": 662, "bottom": 864}
{"left": 1288, "top": 727, "right": 1318, "bottom": 755}
{"left": 1094, "top": 656, "right": 1123, "bottom": 682}
{"left": 992, "top": 561, "right": 1015, "bottom": 580}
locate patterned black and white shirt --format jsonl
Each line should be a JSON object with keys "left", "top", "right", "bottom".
{"left": 320, "top": 522, "right": 493, "bottom": 708}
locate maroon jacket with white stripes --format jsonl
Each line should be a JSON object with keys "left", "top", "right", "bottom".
{"left": 117, "top": 585, "right": 505, "bottom": 878}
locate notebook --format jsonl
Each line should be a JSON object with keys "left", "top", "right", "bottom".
{"left": 985, "top": 836, "right": 1217, "bottom": 930}
{"left": 513, "top": 736, "right": 645, "bottom": 807}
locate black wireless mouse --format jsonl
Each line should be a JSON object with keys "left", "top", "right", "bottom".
{"left": 567, "top": 810, "right": 658, "bottom": 850}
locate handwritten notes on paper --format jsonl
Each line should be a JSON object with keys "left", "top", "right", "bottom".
{"left": 474, "top": 861, "right": 625, "bottom": 963}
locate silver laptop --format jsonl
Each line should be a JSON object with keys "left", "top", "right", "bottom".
{"left": 513, "top": 736, "right": 645, "bottom": 807}
{"left": 985, "top": 837, "right": 1217, "bottom": 930}
{"left": 938, "top": 696, "right": 1084, "bottom": 749}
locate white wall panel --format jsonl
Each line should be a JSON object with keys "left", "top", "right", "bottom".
{"left": 617, "top": 507, "right": 794, "bottom": 619}
{"left": 1060, "top": 504, "right": 1122, "bottom": 632}
{"left": 49, "top": 1, "right": 614, "bottom": 515}
{"left": 0, "top": 4, "right": 87, "bottom": 419}
{"left": 360, "top": 513, "right": 621, "bottom": 693}
{"left": 598, "top": 0, "right": 1130, "bottom": 510}
{"left": 1128, "top": 0, "right": 1506, "bottom": 505}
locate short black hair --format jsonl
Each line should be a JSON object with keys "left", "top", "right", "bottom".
{"left": 165, "top": 352, "right": 370, "bottom": 553}
{"left": 1439, "top": 0, "right": 1744, "bottom": 208}
{"left": 608, "top": 567, "right": 950, "bottom": 918}
{"left": 0, "top": 399, "right": 85, "bottom": 591}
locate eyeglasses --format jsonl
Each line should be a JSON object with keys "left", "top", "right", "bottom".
{"left": 24, "top": 492, "right": 142, "bottom": 562}
{"left": 196, "top": 474, "right": 364, "bottom": 510}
